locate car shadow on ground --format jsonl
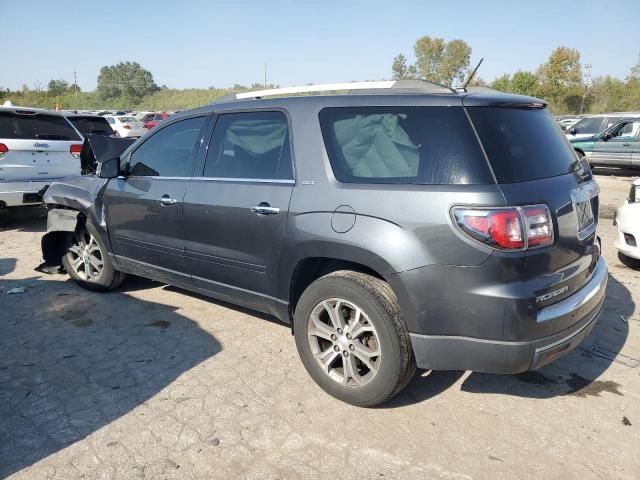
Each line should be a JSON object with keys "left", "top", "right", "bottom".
{"left": 0, "top": 276, "right": 221, "bottom": 478}
{"left": 0, "top": 206, "right": 48, "bottom": 233}
{"left": 0, "top": 258, "right": 17, "bottom": 276}
{"left": 390, "top": 273, "right": 633, "bottom": 406}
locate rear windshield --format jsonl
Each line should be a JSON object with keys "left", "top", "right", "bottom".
{"left": 319, "top": 106, "right": 492, "bottom": 185}
{"left": 68, "top": 116, "right": 113, "bottom": 136}
{"left": 118, "top": 117, "right": 137, "bottom": 123}
{"left": 0, "top": 111, "right": 82, "bottom": 141}
{"left": 467, "top": 107, "right": 580, "bottom": 183}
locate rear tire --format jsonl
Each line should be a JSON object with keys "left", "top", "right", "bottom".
{"left": 294, "top": 270, "right": 416, "bottom": 407}
{"left": 62, "top": 220, "right": 126, "bottom": 291}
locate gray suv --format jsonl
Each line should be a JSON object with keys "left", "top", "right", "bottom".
{"left": 40, "top": 81, "right": 607, "bottom": 406}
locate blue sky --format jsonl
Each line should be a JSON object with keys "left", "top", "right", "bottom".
{"left": 2, "top": 0, "right": 639, "bottom": 91}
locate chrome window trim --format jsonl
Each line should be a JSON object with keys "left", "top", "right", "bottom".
{"left": 123, "top": 175, "right": 294, "bottom": 184}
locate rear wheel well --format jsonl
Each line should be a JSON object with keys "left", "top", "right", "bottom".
{"left": 288, "top": 257, "right": 385, "bottom": 320}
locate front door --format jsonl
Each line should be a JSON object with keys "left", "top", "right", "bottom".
{"left": 104, "top": 115, "right": 209, "bottom": 282}
{"left": 183, "top": 110, "right": 294, "bottom": 312}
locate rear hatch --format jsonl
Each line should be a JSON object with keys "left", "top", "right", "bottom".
{"left": 0, "top": 110, "right": 83, "bottom": 182}
{"left": 466, "top": 105, "right": 601, "bottom": 334}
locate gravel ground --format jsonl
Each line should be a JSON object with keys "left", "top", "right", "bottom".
{"left": 0, "top": 171, "right": 639, "bottom": 480}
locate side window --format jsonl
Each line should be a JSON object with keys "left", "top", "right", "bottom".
{"left": 203, "top": 111, "right": 293, "bottom": 180}
{"left": 128, "top": 116, "right": 206, "bottom": 177}
{"left": 320, "top": 106, "right": 492, "bottom": 185}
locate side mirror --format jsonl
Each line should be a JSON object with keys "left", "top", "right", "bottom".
{"left": 568, "top": 127, "right": 577, "bottom": 135}
{"left": 97, "top": 157, "right": 120, "bottom": 178}
{"left": 602, "top": 133, "right": 612, "bottom": 141}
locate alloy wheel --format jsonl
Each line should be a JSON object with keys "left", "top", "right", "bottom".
{"left": 307, "top": 298, "right": 381, "bottom": 387}
{"left": 67, "top": 230, "right": 104, "bottom": 281}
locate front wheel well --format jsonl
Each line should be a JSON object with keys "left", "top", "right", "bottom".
{"left": 40, "top": 208, "right": 85, "bottom": 268}
{"left": 288, "top": 257, "right": 385, "bottom": 321}
{"left": 574, "top": 148, "right": 585, "bottom": 157}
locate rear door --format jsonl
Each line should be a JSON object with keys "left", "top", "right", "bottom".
{"left": 0, "top": 110, "right": 82, "bottom": 181}
{"left": 182, "top": 110, "right": 294, "bottom": 312}
{"left": 590, "top": 120, "right": 638, "bottom": 166}
{"left": 103, "top": 115, "right": 209, "bottom": 282}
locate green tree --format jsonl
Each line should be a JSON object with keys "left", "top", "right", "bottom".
{"left": 536, "top": 47, "right": 583, "bottom": 113}
{"left": 438, "top": 39, "right": 472, "bottom": 86}
{"left": 490, "top": 74, "right": 511, "bottom": 92}
{"left": 391, "top": 54, "right": 418, "bottom": 80}
{"left": 392, "top": 36, "right": 472, "bottom": 86}
{"left": 510, "top": 71, "right": 538, "bottom": 96}
{"left": 96, "top": 61, "right": 158, "bottom": 103}
{"left": 629, "top": 52, "right": 640, "bottom": 80}
{"left": 47, "top": 79, "right": 71, "bottom": 97}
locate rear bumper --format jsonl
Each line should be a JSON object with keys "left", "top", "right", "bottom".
{"left": 614, "top": 202, "right": 640, "bottom": 260}
{"left": 0, "top": 180, "right": 51, "bottom": 206}
{"left": 409, "top": 257, "right": 608, "bottom": 373}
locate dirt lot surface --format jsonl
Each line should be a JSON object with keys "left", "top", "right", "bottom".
{"left": 1, "top": 171, "right": 639, "bottom": 480}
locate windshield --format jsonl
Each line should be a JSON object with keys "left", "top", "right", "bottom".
{"left": 467, "top": 107, "right": 580, "bottom": 184}
{"left": 571, "top": 117, "right": 609, "bottom": 135}
{"left": 0, "top": 112, "right": 82, "bottom": 141}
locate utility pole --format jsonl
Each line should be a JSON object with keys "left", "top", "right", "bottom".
{"left": 73, "top": 68, "right": 79, "bottom": 103}
{"left": 580, "top": 61, "right": 592, "bottom": 114}
{"left": 264, "top": 64, "right": 267, "bottom": 89}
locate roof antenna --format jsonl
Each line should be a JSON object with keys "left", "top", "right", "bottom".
{"left": 461, "top": 58, "right": 484, "bottom": 91}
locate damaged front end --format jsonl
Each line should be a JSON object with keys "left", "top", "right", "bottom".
{"left": 39, "top": 134, "right": 135, "bottom": 272}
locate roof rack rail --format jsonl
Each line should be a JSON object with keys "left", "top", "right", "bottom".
{"left": 214, "top": 79, "right": 455, "bottom": 103}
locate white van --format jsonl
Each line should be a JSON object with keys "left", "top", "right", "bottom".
{"left": 0, "top": 107, "right": 83, "bottom": 207}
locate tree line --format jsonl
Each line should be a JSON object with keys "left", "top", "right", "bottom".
{"left": 392, "top": 36, "right": 640, "bottom": 114}
{"left": 1, "top": 47, "right": 639, "bottom": 114}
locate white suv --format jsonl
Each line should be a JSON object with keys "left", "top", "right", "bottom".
{"left": 0, "top": 107, "right": 83, "bottom": 207}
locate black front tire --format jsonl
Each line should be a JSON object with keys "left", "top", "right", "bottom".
{"left": 294, "top": 270, "right": 416, "bottom": 407}
{"left": 62, "top": 220, "right": 126, "bottom": 292}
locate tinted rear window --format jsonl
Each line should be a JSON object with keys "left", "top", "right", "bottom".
{"left": 467, "top": 107, "right": 579, "bottom": 184}
{"left": 68, "top": 116, "right": 113, "bottom": 136}
{"left": 319, "top": 106, "right": 492, "bottom": 185}
{"left": 0, "top": 112, "right": 81, "bottom": 141}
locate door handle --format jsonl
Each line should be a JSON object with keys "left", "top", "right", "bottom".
{"left": 622, "top": 143, "right": 631, "bottom": 146}
{"left": 251, "top": 203, "right": 280, "bottom": 215}
{"left": 159, "top": 196, "right": 177, "bottom": 206}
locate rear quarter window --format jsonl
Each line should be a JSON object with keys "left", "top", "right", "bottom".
{"left": 467, "top": 107, "right": 579, "bottom": 184}
{"left": 319, "top": 106, "right": 492, "bottom": 185}
{"left": 0, "top": 112, "right": 81, "bottom": 141}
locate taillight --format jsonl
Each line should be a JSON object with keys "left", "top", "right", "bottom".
{"left": 123, "top": 124, "right": 131, "bottom": 129}
{"left": 70, "top": 144, "right": 82, "bottom": 159}
{"left": 0, "top": 143, "right": 8, "bottom": 158}
{"left": 452, "top": 205, "right": 553, "bottom": 251}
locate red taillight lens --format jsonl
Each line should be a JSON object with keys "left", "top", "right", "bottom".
{"left": 490, "top": 210, "right": 524, "bottom": 249}
{"left": 453, "top": 205, "right": 553, "bottom": 251}
{"left": 0, "top": 143, "right": 8, "bottom": 156}
{"left": 123, "top": 124, "right": 131, "bottom": 129}
{"left": 70, "top": 144, "right": 82, "bottom": 158}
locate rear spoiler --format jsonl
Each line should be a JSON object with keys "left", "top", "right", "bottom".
{"left": 80, "top": 134, "right": 136, "bottom": 174}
